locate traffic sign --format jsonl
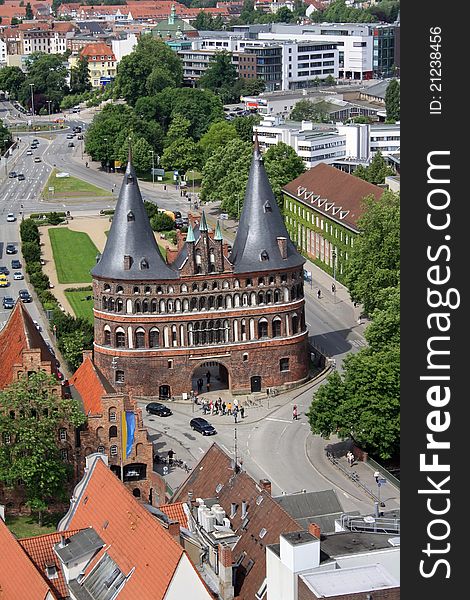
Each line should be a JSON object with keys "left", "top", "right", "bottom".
{"left": 220, "top": 213, "right": 229, "bottom": 220}
{"left": 378, "top": 478, "right": 387, "bottom": 486}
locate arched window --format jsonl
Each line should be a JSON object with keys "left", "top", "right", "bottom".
{"left": 241, "top": 319, "right": 246, "bottom": 341}
{"left": 193, "top": 322, "right": 200, "bottom": 346}
{"left": 234, "top": 293, "right": 240, "bottom": 307}
{"left": 126, "top": 299, "right": 133, "bottom": 314}
{"left": 140, "top": 258, "right": 149, "bottom": 270}
{"left": 159, "top": 299, "right": 166, "bottom": 313}
{"left": 104, "top": 327, "right": 111, "bottom": 346}
{"left": 195, "top": 250, "right": 202, "bottom": 273}
{"left": 223, "top": 320, "right": 229, "bottom": 342}
{"left": 234, "top": 279, "right": 240, "bottom": 289}
{"left": 190, "top": 297, "right": 198, "bottom": 311}
{"left": 291, "top": 286, "right": 297, "bottom": 301}
{"left": 202, "top": 282, "right": 208, "bottom": 291}
{"left": 133, "top": 286, "right": 140, "bottom": 295}
{"left": 108, "top": 298, "right": 115, "bottom": 312}
{"left": 183, "top": 298, "right": 189, "bottom": 311}
{"left": 269, "top": 276, "right": 275, "bottom": 285}
{"left": 250, "top": 292, "right": 257, "bottom": 306}
{"left": 116, "top": 328, "right": 126, "bottom": 347}
{"left": 168, "top": 285, "right": 174, "bottom": 294}
{"left": 172, "top": 325, "right": 178, "bottom": 347}
{"left": 225, "top": 295, "right": 232, "bottom": 309}
{"left": 208, "top": 296, "right": 215, "bottom": 309}
{"left": 297, "top": 283, "right": 303, "bottom": 298}
{"left": 181, "top": 284, "right": 188, "bottom": 293}
{"left": 102, "top": 296, "right": 108, "bottom": 310}
{"left": 242, "top": 293, "right": 248, "bottom": 306}
{"left": 167, "top": 300, "right": 173, "bottom": 312}
{"left": 157, "top": 286, "right": 163, "bottom": 294}
{"left": 142, "top": 300, "right": 149, "bottom": 313}
{"left": 109, "top": 408, "right": 117, "bottom": 422}
{"left": 135, "top": 329, "right": 146, "bottom": 348}
{"left": 192, "top": 283, "right": 198, "bottom": 292}
{"left": 149, "top": 328, "right": 160, "bottom": 348}
{"left": 223, "top": 280, "right": 230, "bottom": 289}
{"left": 151, "top": 299, "right": 158, "bottom": 312}
{"left": 258, "top": 277, "right": 265, "bottom": 286}
{"left": 208, "top": 320, "right": 214, "bottom": 344}
{"left": 212, "top": 280, "right": 218, "bottom": 290}
{"left": 292, "top": 314, "right": 299, "bottom": 334}
{"left": 272, "top": 317, "right": 282, "bottom": 337}
{"left": 135, "top": 300, "right": 141, "bottom": 313}
{"left": 258, "top": 318, "right": 268, "bottom": 339}
{"left": 116, "top": 285, "right": 124, "bottom": 294}
{"left": 274, "top": 289, "right": 281, "bottom": 303}
{"left": 258, "top": 292, "right": 264, "bottom": 304}
{"left": 266, "top": 290, "right": 272, "bottom": 304}
{"left": 199, "top": 296, "right": 206, "bottom": 311}
{"left": 175, "top": 299, "right": 181, "bottom": 312}
{"left": 188, "top": 323, "right": 194, "bottom": 345}
{"left": 109, "top": 426, "right": 118, "bottom": 439}
{"left": 104, "top": 283, "right": 111, "bottom": 292}
{"left": 116, "top": 298, "right": 123, "bottom": 313}
{"left": 145, "top": 286, "right": 151, "bottom": 295}
{"left": 284, "top": 287, "right": 290, "bottom": 303}
{"left": 163, "top": 326, "right": 170, "bottom": 347}
{"left": 246, "top": 278, "right": 253, "bottom": 287}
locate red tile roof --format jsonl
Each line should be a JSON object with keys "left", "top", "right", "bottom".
{"left": 65, "top": 458, "right": 185, "bottom": 599}
{"left": 0, "top": 301, "right": 57, "bottom": 390}
{"left": 69, "top": 355, "right": 111, "bottom": 415}
{"left": 80, "top": 42, "right": 116, "bottom": 61}
{"left": 282, "top": 163, "right": 384, "bottom": 231}
{"left": 173, "top": 443, "right": 302, "bottom": 600}
{"left": 159, "top": 502, "right": 189, "bottom": 528}
{"left": 0, "top": 519, "right": 56, "bottom": 600}
{"left": 19, "top": 529, "right": 84, "bottom": 600}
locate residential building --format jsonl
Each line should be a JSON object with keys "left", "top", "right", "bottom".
{"left": 1, "top": 21, "right": 75, "bottom": 58}
{"left": 79, "top": 42, "right": 117, "bottom": 87}
{"left": 282, "top": 163, "right": 384, "bottom": 278}
{"left": 171, "top": 442, "right": 302, "bottom": 600}
{"left": 152, "top": 3, "right": 197, "bottom": 39}
{"left": 91, "top": 143, "right": 309, "bottom": 398}
{"left": 112, "top": 31, "right": 138, "bottom": 62}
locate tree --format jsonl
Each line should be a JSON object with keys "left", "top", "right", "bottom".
{"left": 19, "top": 53, "right": 69, "bottom": 112}
{"left": 25, "top": 1, "right": 33, "bottom": 18}
{"left": 114, "top": 36, "right": 183, "bottom": 106}
{"left": 233, "top": 113, "right": 261, "bottom": 142}
{"left": 161, "top": 138, "right": 200, "bottom": 174}
{"left": 69, "top": 55, "right": 91, "bottom": 95}
{"left": 264, "top": 142, "right": 305, "bottom": 207}
{"left": 165, "top": 113, "right": 191, "bottom": 147}
{"left": 275, "top": 6, "right": 295, "bottom": 23}
{"left": 290, "top": 99, "right": 330, "bottom": 122}
{"left": 239, "top": 78, "right": 266, "bottom": 96}
{"left": 385, "top": 79, "right": 400, "bottom": 121}
{"left": 199, "top": 51, "right": 238, "bottom": 96}
{"left": 0, "top": 66, "right": 26, "bottom": 100}
{"left": 199, "top": 120, "right": 238, "bottom": 161}
{"left": 0, "top": 372, "right": 86, "bottom": 524}
{"left": 118, "top": 136, "right": 153, "bottom": 174}
{"left": 343, "top": 190, "right": 400, "bottom": 315}
{"left": 324, "top": 74, "right": 337, "bottom": 86}
{"left": 84, "top": 103, "right": 133, "bottom": 164}
{"left": 59, "top": 330, "right": 87, "bottom": 372}
{"left": 354, "top": 151, "right": 394, "bottom": 185}
{"left": 150, "top": 212, "right": 175, "bottom": 232}
{"left": 364, "top": 286, "right": 400, "bottom": 351}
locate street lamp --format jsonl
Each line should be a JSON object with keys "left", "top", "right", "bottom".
{"left": 150, "top": 150, "right": 155, "bottom": 185}
{"left": 29, "top": 83, "right": 35, "bottom": 125}
{"left": 46, "top": 100, "right": 52, "bottom": 139}
{"left": 332, "top": 249, "right": 337, "bottom": 304}
{"left": 3, "top": 138, "right": 10, "bottom": 176}
{"left": 103, "top": 137, "right": 109, "bottom": 173}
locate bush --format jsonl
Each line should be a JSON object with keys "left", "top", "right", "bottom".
{"left": 22, "top": 241, "right": 41, "bottom": 263}
{"left": 26, "top": 261, "right": 42, "bottom": 275}
{"left": 29, "top": 271, "right": 50, "bottom": 292}
{"left": 150, "top": 213, "right": 174, "bottom": 232}
{"left": 20, "top": 219, "right": 40, "bottom": 243}
{"left": 48, "top": 212, "right": 65, "bottom": 225}
{"left": 38, "top": 290, "right": 59, "bottom": 309}
{"left": 165, "top": 230, "right": 177, "bottom": 245}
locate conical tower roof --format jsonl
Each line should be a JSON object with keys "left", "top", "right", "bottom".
{"left": 92, "top": 160, "right": 177, "bottom": 280}
{"left": 228, "top": 140, "right": 304, "bottom": 273}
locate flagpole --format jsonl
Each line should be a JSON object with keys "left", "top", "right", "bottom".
{"left": 120, "top": 410, "right": 125, "bottom": 482}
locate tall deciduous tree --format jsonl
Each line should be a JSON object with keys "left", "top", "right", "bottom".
{"left": 0, "top": 372, "right": 86, "bottom": 524}
{"left": 165, "top": 113, "right": 192, "bottom": 147}
{"left": 199, "top": 51, "right": 238, "bottom": 101}
{"left": 118, "top": 136, "right": 153, "bottom": 174}
{"left": 198, "top": 120, "right": 238, "bottom": 160}
{"left": 354, "top": 151, "right": 394, "bottom": 185}
{"left": 20, "top": 52, "right": 69, "bottom": 111}
{"left": 290, "top": 99, "right": 330, "bottom": 122}
{"left": 343, "top": 190, "right": 400, "bottom": 315}
{"left": 233, "top": 114, "right": 261, "bottom": 142}
{"left": 385, "top": 78, "right": 400, "bottom": 121}
{"left": 161, "top": 138, "right": 200, "bottom": 174}
{"left": 114, "top": 36, "right": 183, "bottom": 106}
{"left": 264, "top": 142, "right": 306, "bottom": 207}
{"left": 69, "top": 55, "right": 91, "bottom": 94}
{"left": 0, "top": 66, "right": 26, "bottom": 100}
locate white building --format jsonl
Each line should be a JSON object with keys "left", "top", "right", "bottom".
{"left": 0, "top": 39, "right": 6, "bottom": 65}
{"left": 369, "top": 122, "right": 401, "bottom": 156}
{"left": 111, "top": 33, "right": 138, "bottom": 62}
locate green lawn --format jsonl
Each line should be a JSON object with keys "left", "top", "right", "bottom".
{"left": 49, "top": 228, "right": 99, "bottom": 283}
{"left": 6, "top": 512, "right": 64, "bottom": 538}
{"left": 65, "top": 289, "right": 94, "bottom": 323}
{"left": 105, "top": 229, "right": 167, "bottom": 259}
{"left": 43, "top": 169, "right": 112, "bottom": 198}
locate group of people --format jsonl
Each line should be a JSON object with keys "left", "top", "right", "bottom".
{"left": 346, "top": 451, "right": 355, "bottom": 466}
{"left": 200, "top": 397, "right": 245, "bottom": 422}
{"left": 196, "top": 371, "right": 212, "bottom": 393}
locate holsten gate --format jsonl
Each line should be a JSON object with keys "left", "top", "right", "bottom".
{"left": 91, "top": 141, "right": 309, "bottom": 398}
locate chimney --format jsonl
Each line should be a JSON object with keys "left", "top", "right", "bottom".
{"left": 187, "top": 490, "right": 194, "bottom": 507}
{"left": 167, "top": 521, "right": 181, "bottom": 543}
{"left": 259, "top": 479, "right": 272, "bottom": 495}
{"left": 241, "top": 500, "right": 248, "bottom": 519}
{"left": 82, "top": 350, "right": 93, "bottom": 362}
{"left": 123, "top": 255, "right": 133, "bottom": 270}
{"left": 218, "top": 544, "right": 234, "bottom": 600}
{"left": 277, "top": 237, "right": 287, "bottom": 259}
{"left": 230, "top": 503, "right": 237, "bottom": 518}
{"left": 308, "top": 522, "right": 321, "bottom": 539}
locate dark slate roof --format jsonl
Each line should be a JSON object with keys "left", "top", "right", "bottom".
{"left": 229, "top": 141, "right": 304, "bottom": 273}
{"left": 92, "top": 160, "right": 177, "bottom": 281}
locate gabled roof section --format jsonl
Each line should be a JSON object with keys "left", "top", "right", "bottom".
{"left": 158, "top": 503, "right": 189, "bottom": 529}
{"left": 92, "top": 159, "right": 178, "bottom": 281}
{"left": 19, "top": 529, "right": 84, "bottom": 600}
{"left": 173, "top": 443, "right": 301, "bottom": 599}
{"left": 0, "top": 301, "right": 57, "bottom": 390}
{"left": 63, "top": 458, "right": 185, "bottom": 600}
{"left": 69, "top": 355, "right": 114, "bottom": 415}
{"left": 229, "top": 142, "right": 304, "bottom": 273}
{"left": 283, "top": 163, "right": 384, "bottom": 231}
{"left": 0, "top": 518, "right": 56, "bottom": 600}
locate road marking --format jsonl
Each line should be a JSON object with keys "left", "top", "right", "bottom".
{"left": 198, "top": 447, "right": 204, "bottom": 453}
{"left": 221, "top": 444, "right": 233, "bottom": 456}
{"left": 266, "top": 417, "right": 292, "bottom": 424}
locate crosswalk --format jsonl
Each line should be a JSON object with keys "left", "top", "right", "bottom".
{"left": 350, "top": 339, "right": 367, "bottom": 348}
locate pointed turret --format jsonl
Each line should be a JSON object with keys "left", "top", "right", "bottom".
{"left": 214, "top": 220, "right": 223, "bottom": 241}
{"left": 186, "top": 222, "right": 195, "bottom": 243}
{"left": 199, "top": 210, "right": 208, "bottom": 232}
{"left": 92, "top": 159, "right": 177, "bottom": 280}
{"left": 228, "top": 139, "right": 304, "bottom": 273}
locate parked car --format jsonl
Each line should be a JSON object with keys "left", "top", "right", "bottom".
{"left": 7, "top": 213, "right": 16, "bottom": 222}
{"left": 68, "top": 142, "right": 74, "bottom": 147}
{"left": 5, "top": 244, "right": 16, "bottom": 254}
{"left": 0, "top": 266, "right": 9, "bottom": 276}
{"left": 17, "top": 173, "right": 25, "bottom": 181}
{"left": 66, "top": 134, "right": 74, "bottom": 139}
{"left": 181, "top": 217, "right": 189, "bottom": 226}
{"left": 8, "top": 171, "right": 17, "bottom": 178}
{"left": 174, "top": 218, "right": 184, "bottom": 229}
{"left": 18, "top": 289, "right": 32, "bottom": 303}
{"left": 173, "top": 211, "right": 182, "bottom": 219}
{"left": 32, "top": 139, "right": 39, "bottom": 144}
{"left": 2, "top": 296, "right": 14, "bottom": 309}
{"left": 11, "top": 259, "right": 22, "bottom": 269}
{"left": 33, "top": 320, "right": 42, "bottom": 331}
{"left": 13, "top": 272, "right": 24, "bottom": 280}
{"left": 26, "top": 149, "right": 33, "bottom": 155}
{"left": 34, "top": 156, "right": 42, "bottom": 162}
{"left": 146, "top": 402, "right": 173, "bottom": 417}
{"left": 0, "top": 276, "right": 9, "bottom": 288}
{"left": 190, "top": 417, "right": 217, "bottom": 436}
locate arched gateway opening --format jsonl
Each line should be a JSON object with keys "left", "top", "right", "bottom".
{"left": 192, "top": 362, "right": 230, "bottom": 394}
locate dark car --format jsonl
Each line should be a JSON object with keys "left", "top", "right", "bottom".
{"left": 5, "top": 244, "right": 16, "bottom": 254}
{"left": 68, "top": 142, "right": 74, "bottom": 147}
{"left": 18, "top": 289, "right": 32, "bottom": 303}
{"left": 8, "top": 171, "right": 17, "bottom": 178}
{"left": 0, "top": 266, "right": 9, "bottom": 275}
{"left": 17, "top": 173, "right": 25, "bottom": 181}
{"left": 146, "top": 402, "right": 173, "bottom": 417}
{"left": 190, "top": 417, "right": 217, "bottom": 436}
{"left": 173, "top": 211, "right": 182, "bottom": 219}
{"left": 2, "top": 296, "right": 14, "bottom": 309}
{"left": 174, "top": 218, "right": 184, "bottom": 229}
{"left": 11, "top": 259, "right": 22, "bottom": 269}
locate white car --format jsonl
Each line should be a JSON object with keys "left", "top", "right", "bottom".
{"left": 26, "top": 149, "right": 33, "bottom": 155}
{"left": 13, "top": 272, "right": 24, "bottom": 280}
{"left": 33, "top": 320, "right": 42, "bottom": 332}
{"left": 6, "top": 213, "right": 16, "bottom": 222}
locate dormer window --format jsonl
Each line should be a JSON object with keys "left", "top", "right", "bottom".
{"left": 126, "top": 173, "right": 134, "bottom": 183}
{"left": 263, "top": 201, "right": 272, "bottom": 213}
{"left": 140, "top": 258, "right": 149, "bottom": 270}
{"left": 260, "top": 250, "right": 269, "bottom": 261}
{"left": 127, "top": 211, "right": 135, "bottom": 222}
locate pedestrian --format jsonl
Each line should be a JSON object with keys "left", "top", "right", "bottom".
{"left": 353, "top": 301, "right": 357, "bottom": 308}
{"left": 227, "top": 401, "right": 232, "bottom": 416}
{"left": 234, "top": 408, "right": 238, "bottom": 424}
{"left": 331, "top": 283, "right": 336, "bottom": 293}
{"left": 222, "top": 401, "right": 226, "bottom": 415}
{"left": 233, "top": 398, "right": 239, "bottom": 408}
{"left": 206, "top": 370, "right": 211, "bottom": 384}
{"left": 207, "top": 382, "right": 211, "bottom": 392}
{"left": 164, "top": 184, "right": 167, "bottom": 191}
{"left": 317, "top": 289, "right": 321, "bottom": 299}
{"left": 167, "top": 449, "right": 175, "bottom": 465}
{"left": 85, "top": 161, "right": 88, "bottom": 168}
{"left": 240, "top": 406, "right": 245, "bottom": 419}
{"left": 292, "top": 404, "right": 298, "bottom": 420}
